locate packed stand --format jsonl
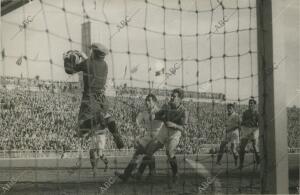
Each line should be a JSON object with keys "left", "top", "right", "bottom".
{"left": 0, "top": 85, "right": 299, "bottom": 153}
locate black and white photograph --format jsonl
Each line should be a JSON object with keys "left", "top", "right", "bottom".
{"left": 0, "top": 0, "right": 299, "bottom": 194}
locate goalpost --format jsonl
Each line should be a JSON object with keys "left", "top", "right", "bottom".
{"left": 257, "top": 0, "right": 289, "bottom": 193}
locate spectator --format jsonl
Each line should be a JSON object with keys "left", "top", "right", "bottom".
{"left": 0, "top": 77, "right": 299, "bottom": 152}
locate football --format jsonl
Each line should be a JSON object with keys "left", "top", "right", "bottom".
{"left": 63, "top": 50, "right": 87, "bottom": 74}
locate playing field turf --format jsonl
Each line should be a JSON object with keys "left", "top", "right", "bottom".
{"left": 0, "top": 154, "right": 299, "bottom": 195}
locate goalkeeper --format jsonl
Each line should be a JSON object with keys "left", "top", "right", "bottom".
{"left": 63, "top": 43, "right": 124, "bottom": 151}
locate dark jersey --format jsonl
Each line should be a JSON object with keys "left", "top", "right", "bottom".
{"left": 74, "top": 57, "right": 108, "bottom": 95}
{"left": 155, "top": 103, "right": 188, "bottom": 126}
{"left": 68, "top": 57, "right": 109, "bottom": 131}
{"left": 241, "top": 109, "right": 258, "bottom": 128}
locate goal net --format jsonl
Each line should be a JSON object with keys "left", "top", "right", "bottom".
{"left": 0, "top": 0, "right": 273, "bottom": 194}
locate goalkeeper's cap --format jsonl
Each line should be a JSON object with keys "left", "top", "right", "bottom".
{"left": 90, "top": 43, "right": 109, "bottom": 55}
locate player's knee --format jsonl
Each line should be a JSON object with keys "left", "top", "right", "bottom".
{"left": 168, "top": 156, "right": 177, "bottom": 166}
{"left": 167, "top": 152, "right": 175, "bottom": 160}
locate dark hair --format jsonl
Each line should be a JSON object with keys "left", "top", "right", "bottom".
{"left": 249, "top": 98, "right": 257, "bottom": 105}
{"left": 172, "top": 88, "right": 184, "bottom": 99}
{"left": 227, "top": 103, "right": 235, "bottom": 109}
{"left": 145, "top": 93, "right": 158, "bottom": 102}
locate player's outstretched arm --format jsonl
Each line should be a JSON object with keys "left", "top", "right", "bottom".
{"left": 165, "top": 110, "right": 189, "bottom": 132}
{"left": 63, "top": 50, "right": 87, "bottom": 74}
{"left": 73, "top": 59, "right": 87, "bottom": 72}
{"left": 165, "top": 121, "right": 184, "bottom": 131}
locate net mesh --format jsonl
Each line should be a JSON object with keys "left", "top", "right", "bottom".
{"left": 0, "top": 0, "right": 269, "bottom": 194}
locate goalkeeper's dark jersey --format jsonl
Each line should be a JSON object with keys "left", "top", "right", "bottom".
{"left": 68, "top": 56, "right": 109, "bottom": 131}
{"left": 74, "top": 57, "right": 108, "bottom": 95}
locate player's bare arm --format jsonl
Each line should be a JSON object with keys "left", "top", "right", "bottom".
{"left": 165, "top": 121, "right": 184, "bottom": 132}
{"left": 226, "top": 116, "right": 240, "bottom": 133}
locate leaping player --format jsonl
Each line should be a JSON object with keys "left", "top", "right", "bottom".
{"left": 63, "top": 43, "right": 124, "bottom": 176}
{"left": 115, "top": 94, "right": 163, "bottom": 181}
{"left": 216, "top": 103, "right": 240, "bottom": 166}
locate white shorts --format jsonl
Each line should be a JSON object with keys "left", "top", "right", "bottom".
{"left": 156, "top": 124, "right": 181, "bottom": 157}
{"left": 241, "top": 127, "right": 259, "bottom": 141}
{"left": 138, "top": 135, "right": 153, "bottom": 149}
{"left": 224, "top": 129, "right": 240, "bottom": 144}
{"left": 90, "top": 134, "right": 106, "bottom": 150}
{"left": 137, "top": 131, "right": 159, "bottom": 149}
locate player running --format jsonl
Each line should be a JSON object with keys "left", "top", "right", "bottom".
{"left": 115, "top": 93, "right": 163, "bottom": 181}
{"left": 63, "top": 43, "right": 124, "bottom": 175}
{"left": 216, "top": 103, "right": 240, "bottom": 166}
{"left": 239, "top": 98, "right": 259, "bottom": 169}
{"left": 135, "top": 88, "right": 189, "bottom": 183}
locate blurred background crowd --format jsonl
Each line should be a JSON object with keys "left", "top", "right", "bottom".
{"left": 0, "top": 77, "right": 299, "bottom": 154}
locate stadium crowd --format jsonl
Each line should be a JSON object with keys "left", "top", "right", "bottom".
{"left": 0, "top": 86, "right": 299, "bottom": 153}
